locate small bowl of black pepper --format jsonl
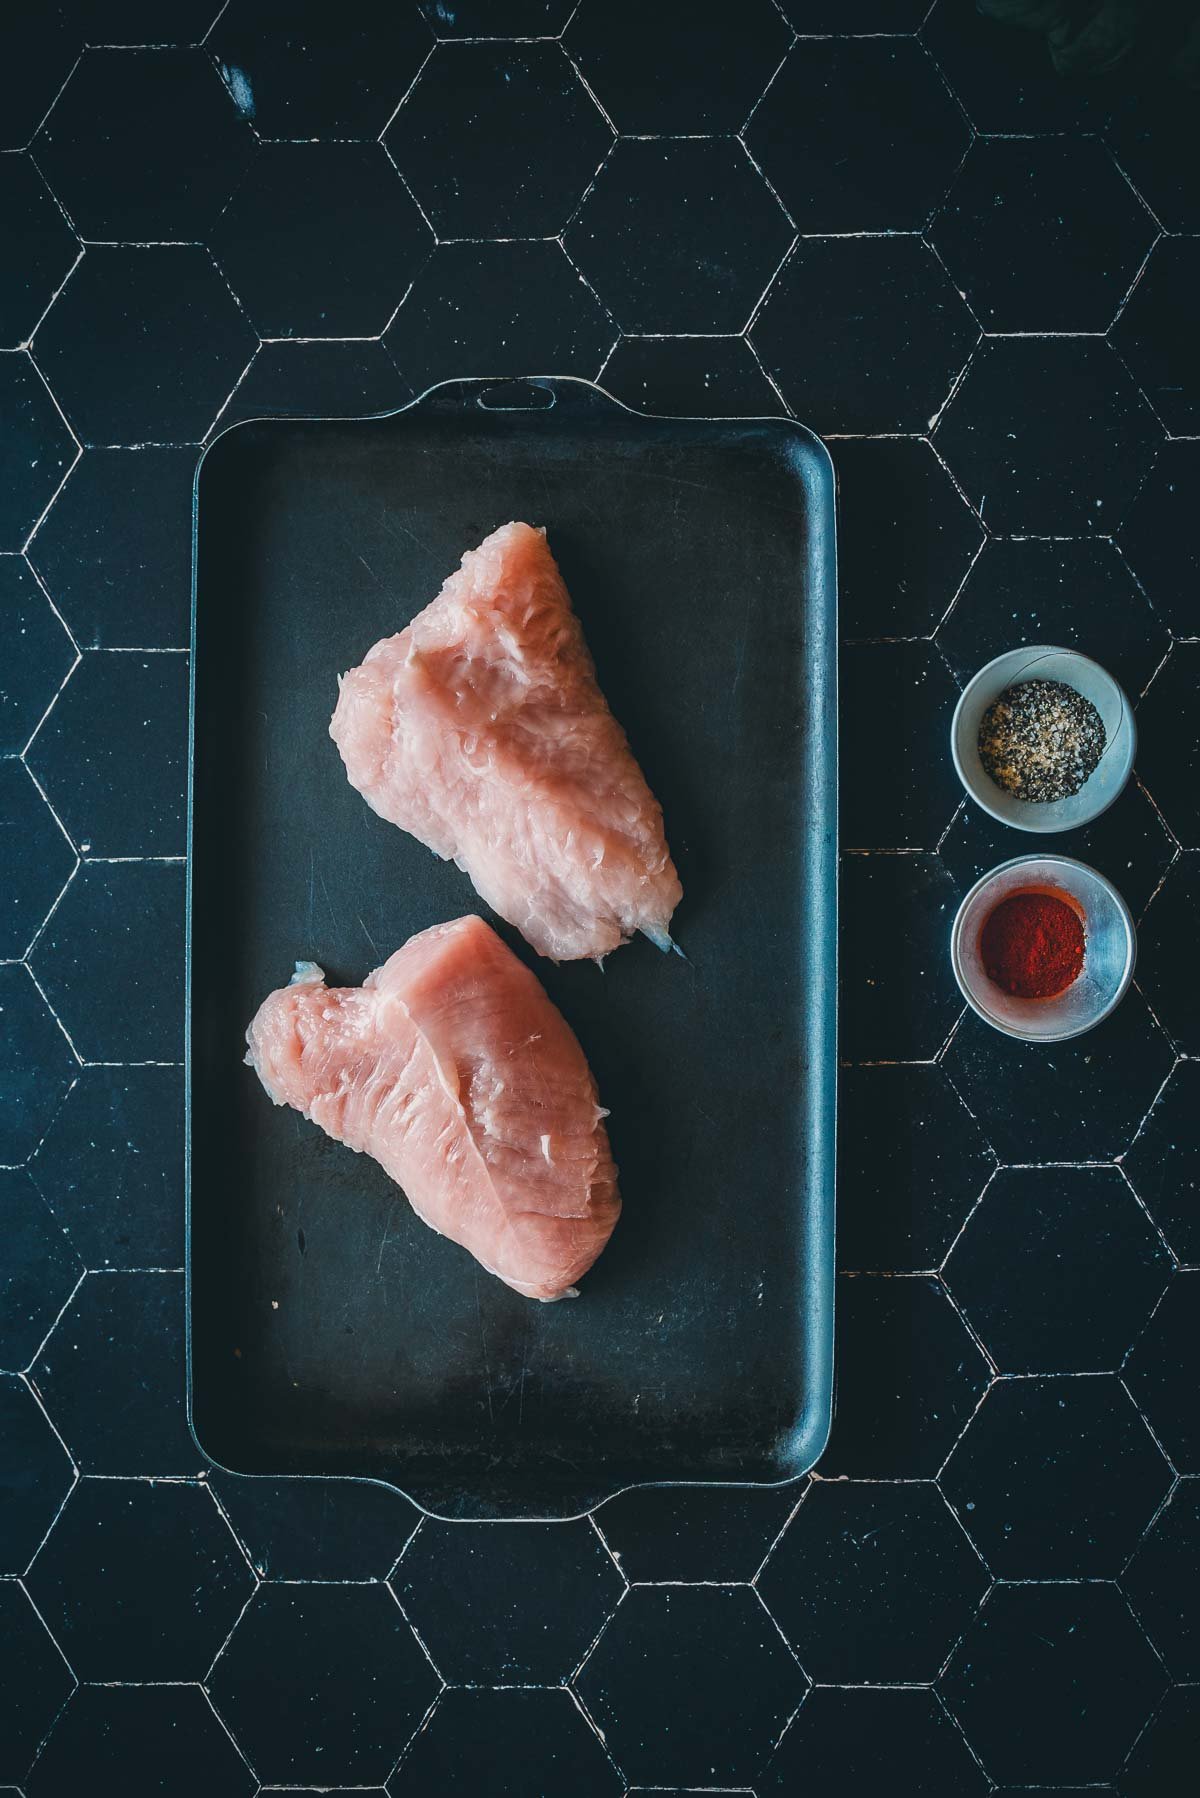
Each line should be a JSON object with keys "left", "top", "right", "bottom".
{"left": 951, "top": 646, "right": 1136, "bottom": 833}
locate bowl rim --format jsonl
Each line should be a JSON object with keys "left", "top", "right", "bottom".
{"left": 950, "top": 645, "right": 1137, "bottom": 833}
{"left": 950, "top": 852, "right": 1138, "bottom": 1043}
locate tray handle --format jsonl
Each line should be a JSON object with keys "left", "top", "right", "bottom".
{"left": 413, "top": 376, "right": 623, "bottom": 419}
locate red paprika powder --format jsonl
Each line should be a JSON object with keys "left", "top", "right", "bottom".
{"left": 980, "top": 890, "right": 1085, "bottom": 999}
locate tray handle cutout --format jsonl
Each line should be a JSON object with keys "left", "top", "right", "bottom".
{"left": 475, "top": 380, "right": 557, "bottom": 412}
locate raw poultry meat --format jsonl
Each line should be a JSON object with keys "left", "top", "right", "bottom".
{"left": 245, "top": 914, "right": 620, "bottom": 1300}
{"left": 329, "top": 522, "right": 682, "bottom": 962}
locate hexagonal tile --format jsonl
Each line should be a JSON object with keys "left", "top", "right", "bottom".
{"left": 1138, "top": 853, "right": 1200, "bottom": 1054}
{"left": 567, "top": 0, "right": 788, "bottom": 134}
{"left": 1139, "top": 647, "right": 1200, "bottom": 847}
{"left": 31, "top": 860, "right": 185, "bottom": 1062}
{"left": 1107, "top": 79, "right": 1200, "bottom": 233}
{"left": 33, "top": 49, "right": 251, "bottom": 242}
{"left": 759, "top": 1480, "right": 987, "bottom": 1683}
{"left": 936, "top": 337, "right": 1161, "bottom": 536}
{"left": 34, "top": 247, "right": 255, "bottom": 446}
{"left": 576, "top": 1586, "right": 803, "bottom": 1788}
{"left": 1123, "top": 1478, "right": 1200, "bottom": 1680}
{"left": 565, "top": 138, "right": 792, "bottom": 335}
{"left": 943, "top": 1376, "right": 1171, "bottom": 1578}
{"left": 839, "top": 853, "right": 963, "bottom": 1062}
{"left": 1120, "top": 1683, "right": 1200, "bottom": 1797}
{"left": 0, "top": 966, "right": 76, "bottom": 1168}
{"left": 82, "top": 3, "right": 224, "bottom": 41}
{"left": 593, "top": 1483, "right": 796, "bottom": 1585}
{"left": 1119, "top": 442, "right": 1200, "bottom": 639}
{"left": 0, "top": 9, "right": 79, "bottom": 153}
{"left": 1115, "top": 238, "right": 1200, "bottom": 437}
{"left": 0, "top": 557, "right": 75, "bottom": 753}
{"left": 937, "top": 536, "right": 1169, "bottom": 700}
{"left": 818, "top": 1276, "right": 991, "bottom": 1479}
{"left": 211, "top": 339, "right": 412, "bottom": 436}
{"left": 0, "top": 351, "right": 76, "bottom": 548}
{"left": 31, "top": 1271, "right": 199, "bottom": 1474}
{"left": 208, "top": 1583, "right": 438, "bottom": 1786}
{"left": 420, "top": 0, "right": 572, "bottom": 28}
{"left": 943, "top": 993, "right": 1174, "bottom": 1164}
{"left": 0, "top": 760, "right": 74, "bottom": 959}
{"left": 752, "top": 237, "right": 977, "bottom": 434}
{"left": 26, "top": 651, "right": 188, "bottom": 858}
{"left": 384, "top": 241, "right": 614, "bottom": 391}
{"left": 944, "top": 1167, "right": 1170, "bottom": 1375}
{"left": 940, "top": 1583, "right": 1165, "bottom": 1786}
{"left": 598, "top": 335, "right": 781, "bottom": 418}
{"left": 391, "top": 1689, "right": 620, "bottom": 1798}
{"left": 212, "top": 144, "right": 432, "bottom": 340}
{"left": 931, "top": 138, "right": 1155, "bottom": 334}
{"left": 26, "top": 1477, "right": 253, "bottom": 1680}
{"left": 834, "top": 437, "right": 983, "bottom": 640}
{"left": 387, "top": 42, "right": 609, "bottom": 239}
{"left": 1125, "top": 1273, "right": 1200, "bottom": 1473}
{"left": 26, "top": 1685, "right": 255, "bottom": 1798}
{"left": 923, "top": 0, "right": 1108, "bottom": 133}
{"left": 28, "top": 1065, "right": 185, "bottom": 1271}
{"left": 746, "top": 38, "right": 967, "bottom": 232}
{"left": 211, "top": 0, "right": 432, "bottom": 139}
{"left": 1125, "top": 1061, "right": 1200, "bottom": 1266}
{"left": 840, "top": 642, "right": 961, "bottom": 850}
{"left": 838, "top": 1064, "right": 993, "bottom": 1273}
{"left": 0, "top": 1581, "right": 73, "bottom": 1787}
{"left": 0, "top": 1373, "right": 72, "bottom": 1573}
{"left": 0, "top": 153, "right": 77, "bottom": 349}
{"left": 760, "top": 1687, "right": 987, "bottom": 1798}
{"left": 395, "top": 1518, "right": 620, "bottom": 1685}
{"left": 0, "top": 1170, "right": 80, "bottom": 1373}
{"left": 210, "top": 1472, "right": 416, "bottom": 1581}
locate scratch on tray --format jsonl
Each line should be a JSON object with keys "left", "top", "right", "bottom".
{"left": 475, "top": 1279, "right": 495, "bottom": 1425}
{"left": 306, "top": 847, "right": 316, "bottom": 936}
{"left": 357, "top": 552, "right": 384, "bottom": 589}
{"left": 358, "top": 914, "right": 379, "bottom": 954}
{"left": 376, "top": 1212, "right": 395, "bottom": 1277}
{"left": 730, "top": 588, "right": 755, "bottom": 701}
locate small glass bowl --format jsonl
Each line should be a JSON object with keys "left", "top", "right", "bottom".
{"left": 950, "top": 854, "right": 1136, "bottom": 1042}
{"left": 951, "top": 646, "right": 1136, "bottom": 832}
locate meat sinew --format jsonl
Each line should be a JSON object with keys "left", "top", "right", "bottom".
{"left": 329, "top": 522, "right": 682, "bottom": 962}
{"left": 245, "top": 914, "right": 620, "bottom": 1300}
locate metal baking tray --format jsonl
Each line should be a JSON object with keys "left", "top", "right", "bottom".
{"left": 187, "top": 377, "right": 836, "bottom": 1519}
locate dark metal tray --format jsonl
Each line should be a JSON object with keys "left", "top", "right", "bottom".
{"left": 187, "top": 377, "right": 837, "bottom": 1519}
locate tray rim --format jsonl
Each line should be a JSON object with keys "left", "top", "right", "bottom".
{"left": 184, "top": 373, "right": 838, "bottom": 1521}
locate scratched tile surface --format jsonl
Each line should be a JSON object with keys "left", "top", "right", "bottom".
{"left": 1, "top": 2, "right": 1196, "bottom": 1792}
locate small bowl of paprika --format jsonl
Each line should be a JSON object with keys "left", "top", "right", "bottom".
{"left": 950, "top": 854, "right": 1136, "bottom": 1042}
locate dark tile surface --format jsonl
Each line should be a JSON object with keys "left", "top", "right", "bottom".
{"left": 592, "top": 1483, "right": 796, "bottom": 1585}
{"left": 754, "top": 236, "right": 977, "bottom": 435}
{"left": 213, "top": 339, "right": 412, "bottom": 433}
{"left": 565, "top": 138, "right": 792, "bottom": 335}
{"left": 0, "top": 153, "right": 77, "bottom": 349}
{"left": 1124, "top": 1273, "right": 1200, "bottom": 1474}
{"left": 0, "top": 1172, "right": 80, "bottom": 1376}
{"left": 936, "top": 535, "right": 1169, "bottom": 700}
{"left": 33, "top": 247, "right": 255, "bottom": 446}
{"left": 839, "top": 853, "right": 963, "bottom": 1062}
{"left": 31, "top": 860, "right": 185, "bottom": 1062}
{"left": 207, "top": 1583, "right": 438, "bottom": 1786}
{"left": 0, "top": 1581, "right": 73, "bottom": 1787}
{"left": 1119, "top": 441, "right": 1200, "bottom": 638}
{"left": 27, "top": 651, "right": 188, "bottom": 857}
{"left": 212, "top": 143, "right": 432, "bottom": 340}
{"left": 936, "top": 337, "right": 1161, "bottom": 535}
{"left": 33, "top": 48, "right": 251, "bottom": 242}
{"left": 834, "top": 436, "right": 983, "bottom": 641}
{"left": 944, "top": 1166, "right": 1170, "bottom": 1374}
{"left": 1137, "top": 852, "right": 1200, "bottom": 1054}
{"left": 760, "top": 1687, "right": 988, "bottom": 1798}
{"left": 1123, "top": 1479, "right": 1200, "bottom": 1680}
{"left": 598, "top": 335, "right": 780, "bottom": 419}
{"left": 941, "top": 1582, "right": 1166, "bottom": 1786}
{"left": 818, "top": 1275, "right": 991, "bottom": 1479}
{"left": 0, "top": 555, "right": 75, "bottom": 753}
{"left": 943, "top": 993, "right": 1174, "bottom": 1165}
{"left": 923, "top": 0, "right": 1107, "bottom": 132}
{"left": 0, "top": 7, "right": 78, "bottom": 153}
{"left": 1120, "top": 1683, "right": 1200, "bottom": 1797}
{"left": 931, "top": 137, "right": 1155, "bottom": 334}
{"left": 1115, "top": 237, "right": 1200, "bottom": 437}
{"left": 0, "top": 1373, "right": 73, "bottom": 1574}
{"left": 840, "top": 641, "right": 962, "bottom": 850}
{"left": 0, "top": 967, "right": 76, "bottom": 1170}
{"left": 420, "top": 0, "right": 572, "bottom": 32}
{"left": 211, "top": 1472, "right": 416, "bottom": 1581}
{"left": 1125, "top": 1061, "right": 1200, "bottom": 1266}
{"left": 28, "top": 1065, "right": 186, "bottom": 1271}
{"left": 838, "top": 1064, "right": 993, "bottom": 1273}
{"left": 26, "top": 1477, "right": 253, "bottom": 1681}
{"left": 386, "top": 42, "right": 609, "bottom": 238}
{"left": 577, "top": 1586, "right": 804, "bottom": 1787}
{"left": 0, "top": 352, "right": 76, "bottom": 549}
{"left": 1107, "top": 78, "right": 1200, "bottom": 233}
{"left": 1138, "top": 646, "right": 1200, "bottom": 848}
{"left": 27, "top": 448, "right": 196, "bottom": 648}
{"left": 759, "top": 1480, "right": 987, "bottom": 1682}
{"left": 747, "top": 38, "right": 967, "bottom": 233}
{"left": 393, "top": 1688, "right": 620, "bottom": 1798}
{"left": 0, "top": 759, "right": 75, "bottom": 960}
{"left": 395, "top": 1518, "right": 621, "bottom": 1684}
{"left": 25, "top": 1685, "right": 256, "bottom": 1798}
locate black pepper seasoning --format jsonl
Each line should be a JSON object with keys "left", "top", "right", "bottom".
{"left": 977, "top": 678, "right": 1106, "bottom": 803}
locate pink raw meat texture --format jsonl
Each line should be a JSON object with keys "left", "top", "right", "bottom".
{"left": 329, "top": 521, "right": 682, "bottom": 962}
{"left": 245, "top": 914, "right": 621, "bottom": 1300}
